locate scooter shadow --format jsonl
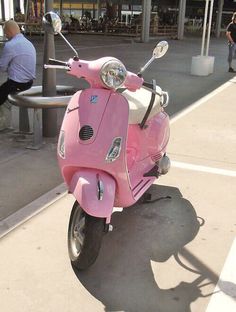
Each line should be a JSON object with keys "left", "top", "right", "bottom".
{"left": 73, "top": 184, "right": 201, "bottom": 312}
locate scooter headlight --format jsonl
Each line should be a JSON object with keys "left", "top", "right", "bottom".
{"left": 58, "top": 130, "right": 65, "bottom": 159}
{"left": 100, "top": 60, "right": 127, "bottom": 89}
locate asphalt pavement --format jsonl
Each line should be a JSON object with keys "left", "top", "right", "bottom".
{"left": 0, "top": 33, "right": 236, "bottom": 311}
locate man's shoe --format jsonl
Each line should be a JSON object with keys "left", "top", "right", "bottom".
{"left": 228, "top": 67, "right": 236, "bottom": 73}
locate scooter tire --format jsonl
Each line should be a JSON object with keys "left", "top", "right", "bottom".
{"left": 68, "top": 201, "right": 105, "bottom": 271}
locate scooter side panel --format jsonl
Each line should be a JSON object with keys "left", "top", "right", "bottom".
{"left": 127, "top": 112, "right": 170, "bottom": 162}
{"left": 127, "top": 112, "right": 170, "bottom": 188}
{"left": 58, "top": 89, "right": 136, "bottom": 208}
{"left": 69, "top": 169, "right": 115, "bottom": 223}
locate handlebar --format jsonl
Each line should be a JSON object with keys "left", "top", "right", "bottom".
{"left": 44, "top": 64, "right": 70, "bottom": 70}
{"left": 44, "top": 58, "right": 70, "bottom": 70}
{"left": 48, "top": 58, "right": 68, "bottom": 66}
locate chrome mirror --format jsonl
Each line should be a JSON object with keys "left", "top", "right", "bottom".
{"left": 43, "top": 11, "right": 62, "bottom": 34}
{"left": 153, "top": 41, "right": 169, "bottom": 58}
{"left": 138, "top": 41, "right": 169, "bottom": 76}
{"left": 42, "top": 12, "right": 79, "bottom": 58}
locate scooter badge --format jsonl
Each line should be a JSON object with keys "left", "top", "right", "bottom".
{"left": 90, "top": 95, "right": 98, "bottom": 104}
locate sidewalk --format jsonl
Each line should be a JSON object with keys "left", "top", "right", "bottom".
{"left": 0, "top": 75, "right": 236, "bottom": 312}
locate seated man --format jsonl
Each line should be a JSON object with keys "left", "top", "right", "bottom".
{"left": 0, "top": 20, "right": 36, "bottom": 106}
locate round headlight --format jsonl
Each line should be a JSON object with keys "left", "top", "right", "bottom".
{"left": 100, "top": 60, "right": 127, "bottom": 89}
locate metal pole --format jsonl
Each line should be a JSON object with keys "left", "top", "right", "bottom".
{"left": 177, "top": 0, "right": 186, "bottom": 40}
{"left": 59, "top": 0, "right": 62, "bottom": 16}
{"left": 42, "top": 0, "right": 57, "bottom": 137}
{"left": 20, "top": 0, "right": 24, "bottom": 13}
{"left": 206, "top": 0, "right": 214, "bottom": 56}
{"left": 201, "top": 0, "right": 209, "bottom": 56}
{"left": 215, "top": 0, "right": 223, "bottom": 38}
{"left": 1, "top": 0, "right": 5, "bottom": 21}
{"left": 141, "top": 0, "right": 151, "bottom": 43}
{"left": 4, "top": 0, "right": 14, "bottom": 19}
{"left": 97, "top": 0, "right": 101, "bottom": 19}
{"left": 25, "top": 0, "right": 29, "bottom": 22}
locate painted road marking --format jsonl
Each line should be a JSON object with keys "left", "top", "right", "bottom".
{"left": 205, "top": 238, "right": 236, "bottom": 311}
{"left": 171, "top": 161, "right": 236, "bottom": 177}
{"left": 170, "top": 77, "right": 236, "bottom": 178}
{"left": 170, "top": 77, "right": 236, "bottom": 124}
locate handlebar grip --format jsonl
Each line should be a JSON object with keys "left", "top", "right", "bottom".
{"left": 48, "top": 58, "right": 68, "bottom": 66}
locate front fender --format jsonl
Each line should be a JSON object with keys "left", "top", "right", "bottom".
{"left": 69, "top": 169, "right": 116, "bottom": 223}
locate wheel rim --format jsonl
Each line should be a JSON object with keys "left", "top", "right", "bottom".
{"left": 69, "top": 206, "right": 86, "bottom": 258}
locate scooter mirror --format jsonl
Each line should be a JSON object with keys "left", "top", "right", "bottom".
{"left": 43, "top": 11, "right": 62, "bottom": 35}
{"left": 138, "top": 40, "right": 169, "bottom": 76}
{"left": 153, "top": 41, "right": 169, "bottom": 59}
{"left": 43, "top": 11, "right": 79, "bottom": 58}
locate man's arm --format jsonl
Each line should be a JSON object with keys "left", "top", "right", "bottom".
{"left": 226, "top": 31, "right": 234, "bottom": 44}
{"left": 0, "top": 43, "right": 13, "bottom": 72}
{"left": 226, "top": 24, "right": 235, "bottom": 44}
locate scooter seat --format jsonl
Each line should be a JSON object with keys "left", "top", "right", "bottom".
{"left": 122, "top": 86, "right": 163, "bottom": 124}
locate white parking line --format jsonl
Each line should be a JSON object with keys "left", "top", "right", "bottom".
{"left": 170, "top": 77, "right": 236, "bottom": 179}
{"left": 205, "top": 238, "right": 236, "bottom": 311}
{"left": 169, "top": 77, "right": 236, "bottom": 310}
{"left": 170, "top": 77, "right": 236, "bottom": 124}
{"left": 171, "top": 161, "right": 236, "bottom": 177}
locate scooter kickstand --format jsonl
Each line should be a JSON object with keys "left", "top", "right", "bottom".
{"left": 141, "top": 193, "right": 152, "bottom": 203}
{"left": 104, "top": 224, "right": 113, "bottom": 233}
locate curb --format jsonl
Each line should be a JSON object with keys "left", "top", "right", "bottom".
{"left": 0, "top": 183, "right": 67, "bottom": 239}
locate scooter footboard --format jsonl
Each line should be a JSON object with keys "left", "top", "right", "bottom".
{"left": 69, "top": 169, "right": 116, "bottom": 223}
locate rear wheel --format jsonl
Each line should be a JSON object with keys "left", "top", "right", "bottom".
{"left": 68, "top": 201, "right": 105, "bottom": 270}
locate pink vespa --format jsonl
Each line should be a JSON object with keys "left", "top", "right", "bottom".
{"left": 43, "top": 12, "right": 171, "bottom": 270}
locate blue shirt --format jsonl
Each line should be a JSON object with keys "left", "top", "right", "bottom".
{"left": 0, "top": 33, "right": 36, "bottom": 83}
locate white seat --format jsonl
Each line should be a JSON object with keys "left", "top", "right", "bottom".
{"left": 122, "top": 86, "right": 163, "bottom": 124}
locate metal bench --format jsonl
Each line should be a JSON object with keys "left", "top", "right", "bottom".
{"left": 8, "top": 85, "right": 75, "bottom": 149}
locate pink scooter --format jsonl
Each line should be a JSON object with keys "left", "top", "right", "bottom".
{"left": 43, "top": 12, "right": 171, "bottom": 270}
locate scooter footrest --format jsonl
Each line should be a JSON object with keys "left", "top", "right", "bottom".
{"left": 143, "top": 165, "right": 159, "bottom": 178}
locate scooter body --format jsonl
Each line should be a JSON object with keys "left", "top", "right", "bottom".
{"left": 43, "top": 10, "right": 170, "bottom": 270}
{"left": 58, "top": 86, "right": 169, "bottom": 223}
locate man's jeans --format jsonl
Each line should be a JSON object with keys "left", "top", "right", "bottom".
{"left": 0, "top": 79, "right": 33, "bottom": 106}
{"left": 228, "top": 42, "right": 236, "bottom": 65}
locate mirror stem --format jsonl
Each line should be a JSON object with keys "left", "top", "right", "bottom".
{"left": 58, "top": 32, "right": 79, "bottom": 58}
{"left": 139, "top": 55, "right": 155, "bottom": 75}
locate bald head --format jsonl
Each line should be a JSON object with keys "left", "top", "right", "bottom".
{"left": 3, "top": 20, "right": 20, "bottom": 39}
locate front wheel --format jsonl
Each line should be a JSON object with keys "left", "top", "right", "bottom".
{"left": 68, "top": 201, "right": 105, "bottom": 270}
